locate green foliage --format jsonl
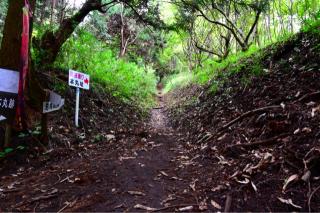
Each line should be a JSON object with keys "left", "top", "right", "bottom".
{"left": 163, "top": 44, "right": 265, "bottom": 94}
{"left": 163, "top": 71, "right": 193, "bottom": 94}
{"left": 0, "top": 147, "right": 14, "bottom": 159}
{"left": 193, "top": 45, "right": 261, "bottom": 85}
{"left": 0, "top": 0, "right": 8, "bottom": 44}
{"left": 55, "top": 30, "right": 157, "bottom": 109}
{"left": 156, "top": 31, "right": 189, "bottom": 78}
{"left": 0, "top": 146, "right": 26, "bottom": 159}
{"left": 302, "top": 10, "right": 320, "bottom": 33}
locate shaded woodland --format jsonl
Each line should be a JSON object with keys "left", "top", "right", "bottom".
{"left": 0, "top": 0, "right": 319, "bottom": 212}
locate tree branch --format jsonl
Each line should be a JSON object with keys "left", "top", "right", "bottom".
{"left": 192, "top": 5, "right": 246, "bottom": 50}
{"left": 244, "top": 10, "right": 262, "bottom": 45}
{"left": 211, "top": 2, "right": 245, "bottom": 40}
{"left": 194, "top": 41, "right": 223, "bottom": 58}
{"left": 38, "top": 0, "right": 116, "bottom": 66}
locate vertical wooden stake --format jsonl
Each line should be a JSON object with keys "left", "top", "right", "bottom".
{"left": 75, "top": 87, "right": 80, "bottom": 127}
{"left": 4, "top": 124, "right": 12, "bottom": 147}
{"left": 41, "top": 113, "right": 48, "bottom": 144}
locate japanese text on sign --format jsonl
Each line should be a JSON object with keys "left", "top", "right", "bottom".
{"left": 69, "top": 70, "right": 90, "bottom": 90}
{"left": 43, "top": 91, "right": 65, "bottom": 113}
{"left": 0, "top": 98, "right": 15, "bottom": 110}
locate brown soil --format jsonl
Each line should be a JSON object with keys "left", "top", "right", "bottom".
{"left": 0, "top": 90, "right": 200, "bottom": 212}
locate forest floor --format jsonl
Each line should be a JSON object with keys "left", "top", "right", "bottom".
{"left": 0, "top": 90, "right": 205, "bottom": 212}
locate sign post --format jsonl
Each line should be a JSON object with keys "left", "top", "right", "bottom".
{"left": 68, "top": 70, "right": 90, "bottom": 127}
{"left": 75, "top": 87, "right": 80, "bottom": 127}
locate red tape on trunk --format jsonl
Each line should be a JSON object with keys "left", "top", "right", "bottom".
{"left": 17, "top": 0, "right": 31, "bottom": 129}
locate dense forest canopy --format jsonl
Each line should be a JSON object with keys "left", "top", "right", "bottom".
{"left": 0, "top": 0, "right": 319, "bottom": 75}
{"left": 0, "top": 0, "right": 318, "bottom": 123}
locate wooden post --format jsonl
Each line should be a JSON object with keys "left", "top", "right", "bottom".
{"left": 4, "top": 124, "right": 12, "bottom": 148}
{"left": 41, "top": 113, "right": 49, "bottom": 144}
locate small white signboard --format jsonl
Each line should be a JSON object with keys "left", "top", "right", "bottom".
{"left": 68, "top": 70, "right": 91, "bottom": 127}
{"left": 69, "top": 70, "right": 90, "bottom": 90}
{"left": 43, "top": 91, "right": 65, "bottom": 113}
{"left": 0, "top": 68, "right": 19, "bottom": 94}
{"left": 0, "top": 68, "right": 19, "bottom": 122}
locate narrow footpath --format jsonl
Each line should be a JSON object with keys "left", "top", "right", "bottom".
{"left": 0, "top": 89, "right": 199, "bottom": 212}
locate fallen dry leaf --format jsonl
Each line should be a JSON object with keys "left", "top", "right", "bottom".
{"left": 179, "top": 206, "right": 193, "bottom": 211}
{"left": 189, "top": 180, "right": 197, "bottom": 191}
{"left": 128, "top": 191, "right": 146, "bottom": 196}
{"left": 294, "top": 128, "right": 300, "bottom": 135}
{"left": 283, "top": 174, "right": 299, "bottom": 192}
{"left": 211, "top": 185, "right": 225, "bottom": 192}
{"left": 311, "top": 105, "right": 320, "bottom": 117}
{"left": 302, "top": 127, "right": 312, "bottom": 133}
{"left": 160, "top": 171, "right": 169, "bottom": 177}
{"left": 236, "top": 178, "right": 250, "bottom": 184}
{"left": 134, "top": 204, "right": 157, "bottom": 211}
{"left": 119, "top": 156, "right": 136, "bottom": 161}
{"left": 251, "top": 181, "right": 258, "bottom": 192}
{"left": 277, "top": 197, "right": 302, "bottom": 209}
{"left": 161, "top": 195, "right": 176, "bottom": 205}
{"left": 210, "top": 200, "right": 222, "bottom": 209}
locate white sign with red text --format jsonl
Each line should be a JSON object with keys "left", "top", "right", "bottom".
{"left": 68, "top": 70, "right": 90, "bottom": 90}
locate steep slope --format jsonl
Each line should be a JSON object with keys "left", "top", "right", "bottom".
{"left": 168, "top": 27, "right": 320, "bottom": 211}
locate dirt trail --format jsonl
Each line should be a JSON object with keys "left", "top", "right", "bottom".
{"left": 0, "top": 89, "right": 195, "bottom": 212}
{"left": 98, "top": 90, "right": 190, "bottom": 211}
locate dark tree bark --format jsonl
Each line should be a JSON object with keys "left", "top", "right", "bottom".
{"left": 0, "top": 0, "right": 37, "bottom": 147}
{"left": 0, "top": 0, "right": 24, "bottom": 147}
{"left": 0, "top": 0, "right": 24, "bottom": 70}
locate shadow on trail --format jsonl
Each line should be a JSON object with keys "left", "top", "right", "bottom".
{"left": 0, "top": 88, "right": 196, "bottom": 212}
{"left": 102, "top": 89, "right": 192, "bottom": 211}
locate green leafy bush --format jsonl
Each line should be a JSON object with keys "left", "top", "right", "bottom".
{"left": 55, "top": 30, "right": 157, "bottom": 109}
{"left": 163, "top": 71, "right": 193, "bottom": 94}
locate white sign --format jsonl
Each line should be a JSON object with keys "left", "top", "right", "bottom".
{"left": 68, "top": 70, "right": 90, "bottom": 90}
{"left": 43, "top": 91, "right": 65, "bottom": 113}
{"left": 0, "top": 68, "right": 19, "bottom": 94}
{"left": 0, "top": 68, "right": 19, "bottom": 122}
{"left": 68, "top": 70, "right": 91, "bottom": 127}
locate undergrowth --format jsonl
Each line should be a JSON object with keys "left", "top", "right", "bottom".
{"left": 163, "top": 72, "right": 193, "bottom": 94}
{"left": 164, "top": 19, "right": 320, "bottom": 95}
{"left": 54, "top": 30, "right": 157, "bottom": 109}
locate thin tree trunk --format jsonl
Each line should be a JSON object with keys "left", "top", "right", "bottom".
{"left": 50, "top": 0, "right": 56, "bottom": 26}
{"left": 39, "top": 0, "right": 48, "bottom": 24}
{"left": 0, "top": 0, "right": 36, "bottom": 147}
{"left": 289, "top": 0, "right": 294, "bottom": 33}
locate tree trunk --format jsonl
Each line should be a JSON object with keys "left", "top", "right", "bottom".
{"left": 39, "top": 0, "right": 48, "bottom": 25}
{"left": 0, "top": 1, "right": 24, "bottom": 70}
{"left": 0, "top": 0, "right": 38, "bottom": 147}
{"left": 0, "top": 0, "right": 24, "bottom": 147}
{"left": 50, "top": 0, "right": 57, "bottom": 25}
{"left": 58, "top": 0, "right": 67, "bottom": 25}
